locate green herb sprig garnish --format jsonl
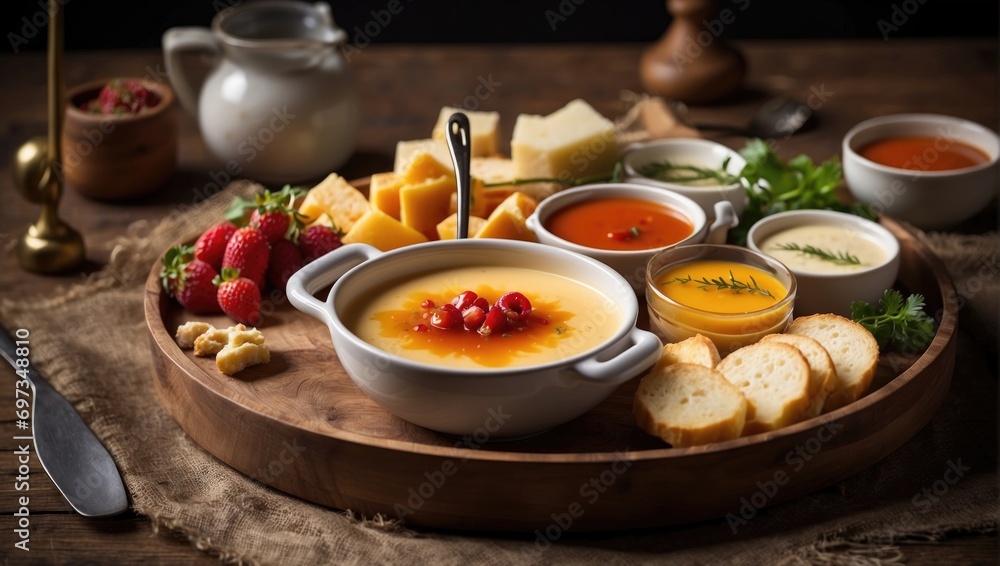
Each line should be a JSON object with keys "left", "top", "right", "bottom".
{"left": 730, "top": 140, "right": 876, "bottom": 246}
{"left": 635, "top": 157, "right": 737, "bottom": 185}
{"left": 664, "top": 271, "right": 776, "bottom": 300}
{"left": 775, "top": 243, "right": 861, "bottom": 265}
{"left": 851, "top": 290, "right": 936, "bottom": 351}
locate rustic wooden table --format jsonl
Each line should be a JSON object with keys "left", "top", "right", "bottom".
{"left": 0, "top": 39, "right": 996, "bottom": 564}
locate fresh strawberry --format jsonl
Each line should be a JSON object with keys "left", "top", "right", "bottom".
{"left": 267, "top": 238, "right": 303, "bottom": 292}
{"left": 222, "top": 227, "right": 270, "bottom": 289}
{"left": 159, "top": 245, "right": 222, "bottom": 314}
{"left": 299, "top": 225, "right": 342, "bottom": 264}
{"left": 86, "top": 78, "right": 160, "bottom": 115}
{"left": 247, "top": 185, "right": 306, "bottom": 244}
{"left": 215, "top": 268, "right": 262, "bottom": 326}
{"left": 194, "top": 221, "right": 237, "bottom": 271}
{"left": 251, "top": 209, "right": 291, "bottom": 244}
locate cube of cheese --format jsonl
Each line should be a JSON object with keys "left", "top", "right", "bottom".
{"left": 431, "top": 107, "right": 501, "bottom": 157}
{"left": 471, "top": 156, "right": 515, "bottom": 185}
{"left": 447, "top": 178, "right": 488, "bottom": 218}
{"left": 474, "top": 192, "right": 538, "bottom": 241}
{"left": 436, "top": 213, "right": 487, "bottom": 240}
{"left": 402, "top": 151, "right": 455, "bottom": 185}
{"left": 297, "top": 173, "right": 369, "bottom": 231}
{"left": 343, "top": 207, "right": 428, "bottom": 251}
{"left": 394, "top": 139, "right": 454, "bottom": 176}
{"left": 399, "top": 175, "right": 457, "bottom": 240}
{"left": 369, "top": 172, "right": 404, "bottom": 220}
{"left": 511, "top": 99, "right": 617, "bottom": 183}
{"left": 481, "top": 187, "right": 517, "bottom": 216}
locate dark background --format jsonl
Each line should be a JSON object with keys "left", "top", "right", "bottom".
{"left": 2, "top": 0, "right": 998, "bottom": 52}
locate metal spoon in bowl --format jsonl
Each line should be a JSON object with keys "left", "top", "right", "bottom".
{"left": 445, "top": 112, "right": 473, "bottom": 239}
{"left": 693, "top": 97, "right": 814, "bottom": 139}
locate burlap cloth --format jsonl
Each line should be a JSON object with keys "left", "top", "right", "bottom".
{"left": 1, "top": 181, "right": 996, "bottom": 565}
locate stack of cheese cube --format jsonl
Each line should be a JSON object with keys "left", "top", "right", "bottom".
{"left": 297, "top": 99, "right": 618, "bottom": 252}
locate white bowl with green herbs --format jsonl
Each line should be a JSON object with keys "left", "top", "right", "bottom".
{"left": 621, "top": 139, "right": 747, "bottom": 221}
{"left": 747, "top": 210, "right": 900, "bottom": 317}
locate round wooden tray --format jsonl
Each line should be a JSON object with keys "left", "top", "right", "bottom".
{"left": 144, "top": 215, "right": 957, "bottom": 532}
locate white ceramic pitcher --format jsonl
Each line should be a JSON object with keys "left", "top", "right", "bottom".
{"left": 163, "top": 1, "right": 359, "bottom": 183}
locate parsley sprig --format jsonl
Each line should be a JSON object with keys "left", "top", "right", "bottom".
{"left": 775, "top": 243, "right": 861, "bottom": 265}
{"left": 664, "top": 271, "right": 776, "bottom": 300}
{"left": 851, "top": 290, "right": 936, "bottom": 351}
{"left": 730, "top": 140, "right": 876, "bottom": 246}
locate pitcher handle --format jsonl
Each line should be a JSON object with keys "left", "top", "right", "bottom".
{"left": 162, "top": 27, "right": 220, "bottom": 116}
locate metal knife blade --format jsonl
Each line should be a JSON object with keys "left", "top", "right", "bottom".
{"left": 0, "top": 325, "right": 128, "bottom": 517}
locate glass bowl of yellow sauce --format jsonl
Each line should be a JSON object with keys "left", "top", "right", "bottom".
{"left": 646, "top": 244, "right": 796, "bottom": 356}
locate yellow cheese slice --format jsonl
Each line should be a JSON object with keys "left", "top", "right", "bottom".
{"left": 297, "top": 173, "right": 369, "bottom": 231}
{"left": 369, "top": 172, "right": 404, "bottom": 220}
{"left": 393, "top": 139, "right": 454, "bottom": 176}
{"left": 447, "top": 177, "right": 488, "bottom": 218}
{"left": 474, "top": 192, "right": 538, "bottom": 241}
{"left": 436, "top": 213, "right": 487, "bottom": 240}
{"left": 343, "top": 207, "right": 428, "bottom": 251}
{"left": 399, "top": 175, "right": 457, "bottom": 240}
{"left": 402, "top": 151, "right": 455, "bottom": 185}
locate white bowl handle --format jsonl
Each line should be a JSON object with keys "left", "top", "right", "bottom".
{"left": 286, "top": 243, "right": 382, "bottom": 324}
{"left": 573, "top": 328, "right": 662, "bottom": 385}
{"left": 706, "top": 200, "right": 738, "bottom": 244}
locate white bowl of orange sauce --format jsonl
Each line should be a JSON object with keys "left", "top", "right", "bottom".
{"left": 286, "top": 239, "right": 662, "bottom": 439}
{"left": 525, "top": 183, "right": 737, "bottom": 291}
{"left": 843, "top": 113, "right": 998, "bottom": 229}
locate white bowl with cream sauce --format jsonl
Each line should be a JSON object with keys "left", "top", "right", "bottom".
{"left": 747, "top": 210, "right": 900, "bottom": 317}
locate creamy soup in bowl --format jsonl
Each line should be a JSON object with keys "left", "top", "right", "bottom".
{"left": 747, "top": 210, "right": 900, "bottom": 317}
{"left": 343, "top": 266, "right": 621, "bottom": 369}
{"left": 287, "top": 239, "right": 661, "bottom": 439}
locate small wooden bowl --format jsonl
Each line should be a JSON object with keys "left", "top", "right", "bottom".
{"left": 61, "top": 78, "right": 178, "bottom": 201}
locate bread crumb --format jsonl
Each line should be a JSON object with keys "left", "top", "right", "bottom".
{"left": 176, "top": 321, "right": 270, "bottom": 375}
{"left": 175, "top": 321, "right": 214, "bottom": 349}
{"left": 216, "top": 326, "right": 270, "bottom": 375}
{"left": 194, "top": 324, "right": 245, "bottom": 357}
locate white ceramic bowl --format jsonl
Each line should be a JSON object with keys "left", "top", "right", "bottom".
{"left": 525, "top": 183, "right": 737, "bottom": 291}
{"left": 621, "top": 138, "right": 748, "bottom": 221}
{"left": 747, "top": 210, "right": 901, "bottom": 317}
{"left": 286, "top": 239, "right": 662, "bottom": 439}
{"left": 843, "top": 113, "right": 999, "bottom": 230}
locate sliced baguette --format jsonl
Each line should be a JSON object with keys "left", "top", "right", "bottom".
{"left": 760, "top": 333, "right": 838, "bottom": 419}
{"left": 716, "top": 342, "right": 811, "bottom": 435}
{"left": 634, "top": 363, "right": 748, "bottom": 447}
{"left": 651, "top": 334, "right": 722, "bottom": 373}
{"left": 787, "top": 314, "right": 879, "bottom": 413}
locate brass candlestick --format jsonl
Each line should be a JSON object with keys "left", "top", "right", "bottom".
{"left": 11, "top": 0, "right": 84, "bottom": 274}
